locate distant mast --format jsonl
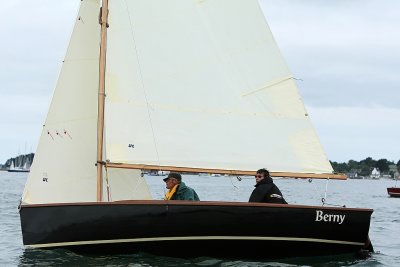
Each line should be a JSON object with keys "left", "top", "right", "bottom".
{"left": 97, "top": 0, "right": 109, "bottom": 201}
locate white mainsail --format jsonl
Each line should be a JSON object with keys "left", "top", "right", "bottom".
{"left": 23, "top": 0, "right": 335, "bottom": 205}
{"left": 105, "top": 0, "right": 333, "bottom": 174}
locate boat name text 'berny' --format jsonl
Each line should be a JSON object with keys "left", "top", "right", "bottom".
{"left": 315, "top": 210, "right": 346, "bottom": 224}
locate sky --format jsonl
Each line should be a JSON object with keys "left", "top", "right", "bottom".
{"left": 0, "top": 0, "right": 399, "bottom": 165}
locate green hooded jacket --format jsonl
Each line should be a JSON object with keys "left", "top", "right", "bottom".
{"left": 171, "top": 181, "right": 200, "bottom": 201}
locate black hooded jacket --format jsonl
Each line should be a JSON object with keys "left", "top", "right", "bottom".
{"left": 249, "top": 176, "right": 287, "bottom": 204}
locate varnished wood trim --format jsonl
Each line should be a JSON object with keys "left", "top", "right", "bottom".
{"left": 26, "top": 236, "right": 365, "bottom": 248}
{"left": 105, "top": 162, "right": 347, "bottom": 180}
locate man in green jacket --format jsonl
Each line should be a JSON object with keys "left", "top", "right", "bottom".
{"left": 163, "top": 172, "right": 200, "bottom": 201}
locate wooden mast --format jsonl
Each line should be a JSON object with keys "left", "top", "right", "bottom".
{"left": 97, "top": 0, "right": 109, "bottom": 201}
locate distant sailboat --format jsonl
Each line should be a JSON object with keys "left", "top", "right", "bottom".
{"left": 19, "top": 0, "right": 373, "bottom": 259}
{"left": 8, "top": 159, "right": 30, "bottom": 173}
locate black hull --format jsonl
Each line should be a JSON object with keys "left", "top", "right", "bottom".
{"left": 19, "top": 201, "right": 373, "bottom": 259}
{"left": 8, "top": 169, "right": 29, "bottom": 173}
{"left": 387, "top": 187, "right": 400, "bottom": 197}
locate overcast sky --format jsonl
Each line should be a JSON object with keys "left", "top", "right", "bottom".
{"left": 0, "top": 0, "right": 399, "bottom": 165}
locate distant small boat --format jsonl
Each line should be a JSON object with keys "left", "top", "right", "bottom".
{"left": 148, "top": 170, "right": 170, "bottom": 176}
{"left": 387, "top": 187, "right": 400, "bottom": 197}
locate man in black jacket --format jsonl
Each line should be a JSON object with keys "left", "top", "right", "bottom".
{"left": 249, "top": 168, "right": 287, "bottom": 204}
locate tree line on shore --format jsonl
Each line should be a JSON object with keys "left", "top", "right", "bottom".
{"left": 330, "top": 157, "right": 400, "bottom": 176}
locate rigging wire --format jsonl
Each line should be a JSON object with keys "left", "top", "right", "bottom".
{"left": 101, "top": 62, "right": 111, "bottom": 202}
{"left": 104, "top": 164, "right": 112, "bottom": 202}
{"left": 131, "top": 170, "right": 150, "bottom": 198}
{"left": 229, "top": 176, "right": 239, "bottom": 190}
{"left": 124, "top": 0, "right": 162, "bottom": 171}
{"left": 307, "top": 178, "right": 345, "bottom": 208}
{"left": 307, "top": 178, "right": 324, "bottom": 204}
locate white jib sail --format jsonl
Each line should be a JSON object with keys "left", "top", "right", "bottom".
{"left": 104, "top": 0, "right": 333, "bottom": 174}
{"left": 22, "top": 0, "right": 152, "bottom": 204}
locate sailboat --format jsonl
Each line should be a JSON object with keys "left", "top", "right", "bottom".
{"left": 19, "top": 0, "right": 373, "bottom": 259}
{"left": 8, "top": 159, "right": 30, "bottom": 173}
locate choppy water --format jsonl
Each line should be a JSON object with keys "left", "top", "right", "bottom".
{"left": 1, "top": 171, "right": 399, "bottom": 266}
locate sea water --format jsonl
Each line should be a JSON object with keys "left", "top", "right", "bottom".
{"left": 1, "top": 171, "right": 399, "bottom": 266}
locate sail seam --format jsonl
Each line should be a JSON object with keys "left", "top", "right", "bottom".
{"left": 242, "top": 75, "right": 292, "bottom": 97}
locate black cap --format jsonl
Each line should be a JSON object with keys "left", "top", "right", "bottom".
{"left": 163, "top": 172, "right": 182, "bottom": 182}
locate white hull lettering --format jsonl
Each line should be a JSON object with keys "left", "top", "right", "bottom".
{"left": 315, "top": 210, "right": 345, "bottom": 224}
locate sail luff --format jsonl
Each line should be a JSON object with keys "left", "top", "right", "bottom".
{"left": 97, "top": 0, "right": 109, "bottom": 201}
